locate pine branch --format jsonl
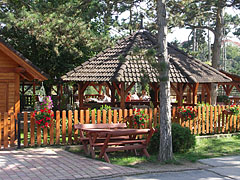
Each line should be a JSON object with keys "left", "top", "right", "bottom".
{"left": 185, "top": 23, "right": 215, "bottom": 33}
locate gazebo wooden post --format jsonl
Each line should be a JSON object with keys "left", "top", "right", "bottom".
{"left": 205, "top": 84, "right": 211, "bottom": 104}
{"left": 78, "top": 82, "right": 83, "bottom": 109}
{"left": 120, "top": 82, "right": 125, "bottom": 109}
{"left": 150, "top": 82, "right": 159, "bottom": 108}
{"left": 201, "top": 84, "right": 205, "bottom": 103}
{"left": 33, "top": 80, "right": 36, "bottom": 95}
{"left": 177, "top": 83, "right": 183, "bottom": 106}
{"left": 187, "top": 88, "right": 191, "bottom": 104}
{"left": 192, "top": 83, "right": 199, "bottom": 105}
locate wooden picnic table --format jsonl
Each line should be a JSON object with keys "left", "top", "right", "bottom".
{"left": 81, "top": 128, "right": 155, "bottom": 163}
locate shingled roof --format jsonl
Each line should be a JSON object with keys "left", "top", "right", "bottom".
{"left": 62, "top": 30, "right": 231, "bottom": 83}
{"left": 0, "top": 38, "right": 49, "bottom": 81}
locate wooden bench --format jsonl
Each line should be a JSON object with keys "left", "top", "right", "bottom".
{"left": 75, "top": 123, "right": 155, "bottom": 163}
{"left": 74, "top": 123, "right": 128, "bottom": 154}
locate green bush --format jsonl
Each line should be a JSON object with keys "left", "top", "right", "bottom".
{"left": 148, "top": 123, "right": 196, "bottom": 154}
{"left": 172, "top": 123, "right": 196, "bottom": 153}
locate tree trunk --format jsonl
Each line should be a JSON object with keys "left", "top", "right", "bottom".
{"left": 211, "top": 4, "right": 224, "bottom": 105}
{"left": 157, "top": 0, "right": 173, "bottom": 162}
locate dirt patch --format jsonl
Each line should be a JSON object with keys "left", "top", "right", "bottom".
{"left": 133, "top": 160, "right": 210, "bottom": 173}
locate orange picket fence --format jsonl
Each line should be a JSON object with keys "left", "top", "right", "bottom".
{"left": 0, "top": 105, "right": 240, "bottom": 149}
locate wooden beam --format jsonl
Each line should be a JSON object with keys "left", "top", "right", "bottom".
{"left": 177, "top": 83, "right": 183, "bottom": 106}
{"left": 78, "top": 82, "right": 83, "bottom": 108}
{"left": 19, "top": 72, "right": 33, "bottom": 81}
{"left": 120, "top": 82, "right": 125, "bottom": 109}
{"left": 234, "top": 84, "right": 240, "bottom": 93}
{"left": 170, "top": 83, "right": 180, "bottom": 96}
{"left": 125, "top": 82, "right": 135, "bottom": 94}
{"left": 113, "top": 82, "right": 121, "bottom": 95}
{"left": 0, "top": 67, "right": 25, "bottom": 73}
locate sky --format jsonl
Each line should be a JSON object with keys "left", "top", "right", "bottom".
{"left": 167, "top": 7, "right": 240, "bottom": 43}
{"left": 117, "top": 4, "right": 240, "bottom": 44}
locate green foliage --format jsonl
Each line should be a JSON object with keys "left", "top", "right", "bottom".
{"left": 0, "top": 1, "right": 117, "bottom": 91}
{"left": 148, "top": 123, "right": 196, "bottom": 154}
{"left": 228, "top": 105, "right": 240, "bottom": 115}
{"left": 148, "top": 125, "right": 160, "bottom": 154}
{"left": 217, "top": 95, "right": 230, "bottom": 104}
{"left": 172, "top": 123, "right": 196, "bottom": 153}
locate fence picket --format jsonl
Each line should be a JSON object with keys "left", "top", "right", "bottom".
{"left": 103, "top": 110, "right": 106, "bottom": 124}
{"left": 74, "top": 110, "right": 79, "bottom": 143}
{"left": 222, "top": 106, "right": 225, "bottom": 133}
{"left": 129, "top": 109, "right": 133, "bottom": 128}
{"left": 91, "top": 109, "right": 95, "bottom": 124}
{"left": 4, "top": 113, "right": 8, "bottom": 148}
{"left": 113, "top": 110, "right": 117, "bottom": 123}
{"left": 108, "top": 109, "right": 112, "bottom": 124}
{"left": 229, "top": 114, "right": 233, "bottom": 133}
{"left": 124, "top": 109, "right": 128, "bottom": 124}
{"left": 68, "top": 110, "right": 72, "bottom": 144}
{"left": 119, "top": 109, "right": 123, "bottom": 123}
{"left": 86, "top": 110, "right": 90, "bottom": 124}
{"left": 218, "top": 106, "right": 221, "bottom": 133}
{"left": 233, "top": 114, "right": 237, "bottom": 132}
{"left": 97, "top": 110, "right": 101, "bottom": 124}
{"left": 30, "top": 112, "right": 35, "bottom": 146}
{"left": 144, "top": 109, "right": 148, "bottom": 128}
{"left": 202, "top": 106, "right": 205, "bottom": 134}
{"left": 62, "top": 110, "right": 66, "bottom": 144}
{"left": 24, "top": 112, "right": 28, "bottom": 147}
{"left": 154, "top": 108, "right": 157, "bottom": 128}
{"left": 50, "top": 111, "right": 54, "bottom": 145}
{"left": 56, "top": 111, "right": 60, "bottom": 144}
{"left": 198, "top": 106, "right": 201, "bottom": 134}
{"left": 43, "top": 127, "right": 47, "bottom": 145}
{"left": 149, "top": 108, "right": 153, "bottom": 129}
{"left": 213, "top": 106, "right": 217, "bottom": 133}
{"left": 210, "top": 106, "right": 213, "bottom": 133}
{"left": 10, "top": 113, "right": 15, "bottom": 147}
{"left": 194, "top": 106, "right": 197, "bottom": 134}
{"left": 0, "top": 113, "right": 2, "bottom": 148}
{"left": 206, "top": 106, "right": 209, "bottom": 134}
{"left": 37, "top": 124, "right": 41, "bottom": 146}
{"left": 80, "top": 110, "right": 84, "bottom": 124}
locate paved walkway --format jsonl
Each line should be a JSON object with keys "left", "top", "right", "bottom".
{"left": 0, "top": 147, "right": 146, "bottom": 180}
{"left": 105, "top": 156, "right": 240, "bottom": 180}
{"left": 1, "top": 147, "right": 240, "bottom": 180}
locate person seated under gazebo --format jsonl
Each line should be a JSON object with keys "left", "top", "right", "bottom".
{"left": 140, "top": 90, "right": 150, "bottom": 101}
{"left": 131, "top": 92, "right": 139, "bottom": 100}
{"left": 126, "top": 92, "right": 131, "bottom": 102}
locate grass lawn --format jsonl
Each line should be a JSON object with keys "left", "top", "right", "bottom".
{"left": 67, "top": 134, "right": 240, "bottom": 167}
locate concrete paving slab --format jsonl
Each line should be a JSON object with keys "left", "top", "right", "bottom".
{"left": 0, "top": 147, "right": 146, "bottom": 180}
{"left": 208, "top": 166, "right": 240, "bottom": 180}
{"left": 103, "top": 170, "right": 232, "bottom": 180}
{"left": 199, "top": 156, "right": 240, "bottom": 167}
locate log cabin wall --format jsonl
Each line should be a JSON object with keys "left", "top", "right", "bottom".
{"left": 0, "top": 49, "right": 20, "bottom": 114}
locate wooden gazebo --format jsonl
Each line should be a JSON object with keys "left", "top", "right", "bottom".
{"left": 0, "top": 39, "right": 48, "bottom": 114}
{"left": 218, "top": 70, "right": 240, "bottom": 103}
{"left": 62, "top": 30, "right": 231, "bottom": 109}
